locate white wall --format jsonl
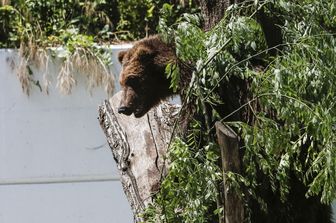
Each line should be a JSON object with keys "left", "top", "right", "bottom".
{"left": 0, "top": 47, "right": 133, "bottom": 223}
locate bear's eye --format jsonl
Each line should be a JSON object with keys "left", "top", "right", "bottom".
{"left": 126, "top": 76, "right": 140, "bottom": 89}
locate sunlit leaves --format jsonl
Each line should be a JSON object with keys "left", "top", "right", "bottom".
{"left": 144, "top": 137, "right": 221, "bottom": 222}
{"left": 149, "top": 0, "right": 336, "bottom": 222}
{"left": 165, "top": 62, "right": 180, "bottom": 93}
{"left": 246, "top": 1, "right": 336, "bottom": 204}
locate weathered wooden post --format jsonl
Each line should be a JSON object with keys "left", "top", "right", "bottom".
{"left": 98, "top": 92, "right": 179, "bottom": 222}
{"left": 215, "top": 122, "right": 244, "bottom": 223}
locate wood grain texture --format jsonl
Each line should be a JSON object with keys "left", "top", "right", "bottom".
{"left": 98, "top": 92, "right": 180, "bottom": 222}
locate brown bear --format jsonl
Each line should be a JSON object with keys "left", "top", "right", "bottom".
{"left": 117, "top": 35, "right": 178, "bottom": 117}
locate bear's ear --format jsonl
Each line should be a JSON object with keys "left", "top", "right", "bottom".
{"left": 118, "top": 50, "right": 127, "bottom": 64}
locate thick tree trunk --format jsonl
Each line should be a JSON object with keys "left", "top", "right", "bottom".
{"left": 198, "top": 0, "right": 243, "bottom": 30}
{"left": 198, "top": 0, "right": 283, "bottom": 54}
{"left": 98, "top": 92, "right": 179, "bottom": 222}
{"left": 256, "top": 5, "right": 283, "bottom": 56}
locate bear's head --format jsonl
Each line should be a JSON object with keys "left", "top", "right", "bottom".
{"left": 117, "top": 36, "right": 176, "bottom": 117}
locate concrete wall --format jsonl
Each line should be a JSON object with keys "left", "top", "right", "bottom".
{"left": 0, "top": 48, "right": 133, "bottom": 223}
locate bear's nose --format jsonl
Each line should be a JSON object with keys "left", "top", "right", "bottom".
{"left": 118, "top": 106, "right": 133, "bottom": 116}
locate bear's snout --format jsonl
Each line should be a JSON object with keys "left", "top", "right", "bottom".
{"left": 118, "top": 106, "right": 133, "bottom": 116}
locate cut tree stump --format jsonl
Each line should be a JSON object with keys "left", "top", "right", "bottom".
{"left": 98, "top": 92, "right": 180, "bottom": 222}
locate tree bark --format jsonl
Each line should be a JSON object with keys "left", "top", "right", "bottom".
{"left": 98, "top": 92, "right": 180, "bottom": 222}
{"left": 256, "top": 4, "right": 283, "bottom": 56}
{"left": 198, "top": 0, "right": 243, "bottom": 30}
{"left": 198, "top": 0, "right": 283, "bottom": 55}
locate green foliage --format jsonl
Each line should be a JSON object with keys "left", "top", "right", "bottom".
{"left": 256, "top": 1, "right": 336, "bottom": 204}
{"left": 0, "top": 0, "right": 116, "bottom": 47}
{"left": 143, "top": 127, "right": 221, "bottom": 223}
{"left": 0, "top": 5, "right": 22, "bottom": 47}
{"left": 146, "top": 0, "right": 336, "bottom": 222}
{"left": 165, "top": 62, "right": 180, "bottom": 93}
{"left": 117, "top": 0, "right": 198, "bottom": 39}
{"left": 0, "top": 0, "right": 197, "bottom": 47}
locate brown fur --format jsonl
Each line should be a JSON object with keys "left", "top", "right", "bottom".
{"left": 117, "top": 35, "right": 177, "bottom": 117}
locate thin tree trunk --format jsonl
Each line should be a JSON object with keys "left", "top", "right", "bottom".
{"left": 215, "top": 122, "right": 244, "bottom": 223}
{"left": 98, "top": 92, "right": 179, "bottom": 222}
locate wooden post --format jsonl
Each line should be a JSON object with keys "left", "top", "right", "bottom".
{"left": 98, "top": 92, "right": 179, "bottom": 222}
{"left": 215, "top": 122, "right": 244, "bottom": 223}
